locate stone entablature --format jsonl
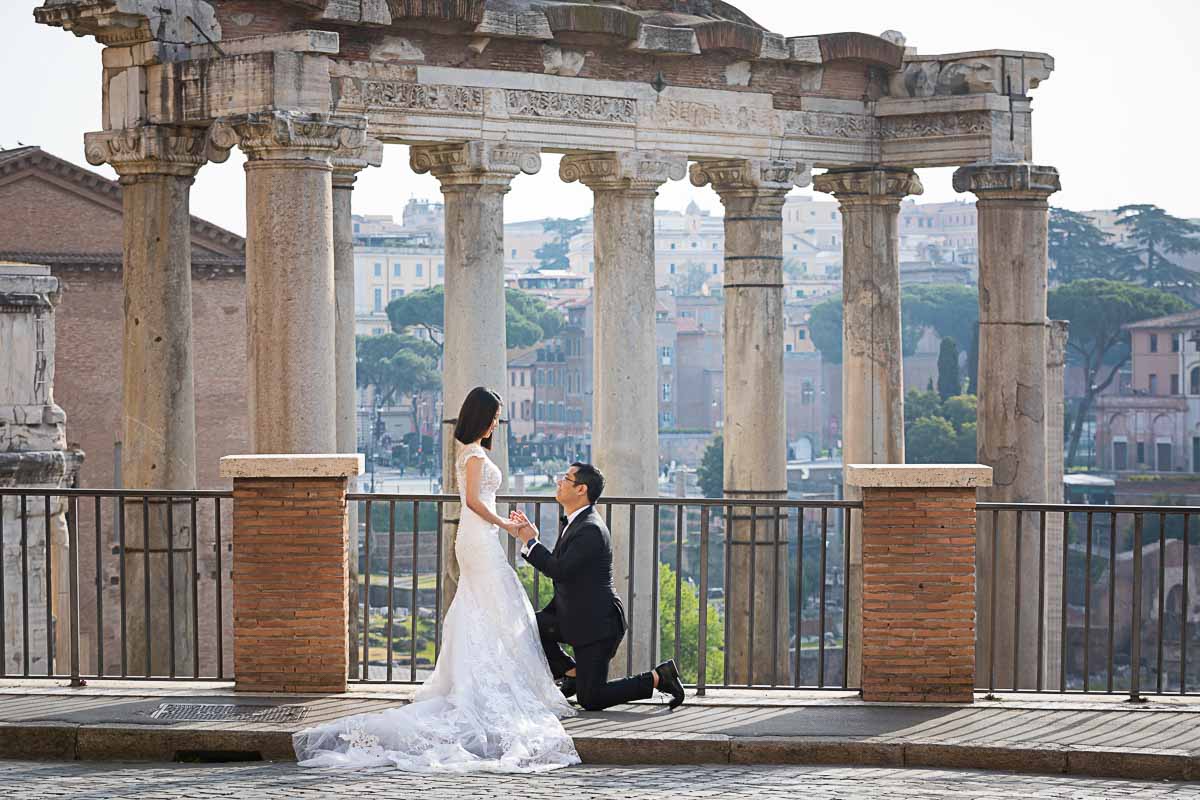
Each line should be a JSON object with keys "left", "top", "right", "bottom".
{"left": 34, "top": 1, "right": 1052, "bottom": 170}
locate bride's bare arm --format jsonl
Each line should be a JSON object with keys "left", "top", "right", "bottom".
{"left": 464, "top": 455, "right": 516, "bottom": 532}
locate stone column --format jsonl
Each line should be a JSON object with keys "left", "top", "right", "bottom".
{"left": 812, "top": 168, "right": 923, "bottom": 688}
{"left": 561, "top": 151, "right": 687, "bottom": 674}
{"left": 691, "top": 158, "right": 809, "bottom": 685}
{"left": 410, "top": 141, "right": 540, "bottom": 616}
{"left": 847, "top": 464, "right": 992, "bottom": 703}
{"left": 1043, "top": 318, "right": 1070, "bottom": 687}
{"left": 212, "top": 112, "right": 367, "bottom": 455}
{"left": 331, "top": 137, "right": 383, "bottom": 679}
{"left": 221, "top": 454, "right": 362, "bottom": 693}
{"left": 953, "top": 163, "right": 1061, "bottom": 690}
{"left": 84, "top": 125, "right": 224, "bottom": 676}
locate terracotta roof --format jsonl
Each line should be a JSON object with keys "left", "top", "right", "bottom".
{"left": 1124, "top": 308, "right": 1200, "bottom": 331}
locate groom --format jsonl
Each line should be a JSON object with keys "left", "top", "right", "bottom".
{"left": 507, "top": 463, "right": 685, "bottom": 712}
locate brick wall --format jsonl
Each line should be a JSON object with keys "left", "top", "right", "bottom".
{"left": 861, "top": 486, "right": 977, "bottom": 703}
{"left": 232, "top": 477, "right": 349, "bottom": 693}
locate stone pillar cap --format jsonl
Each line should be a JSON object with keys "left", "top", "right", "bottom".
{"left": 845, "top": 464, "right": 993, "bottom": 488}
{"left": 220, "top": 454, "right": 364, "bottom": 479}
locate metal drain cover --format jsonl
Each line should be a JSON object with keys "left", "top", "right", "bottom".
{"left": 149, "top": 703, "right": 309, "bottom": 724}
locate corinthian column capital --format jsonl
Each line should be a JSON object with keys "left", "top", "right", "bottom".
{"left": 210, "top": 111, "right": 368, "bottom": 165}
{"left": 812, "top": 168, "right": 923, "bottom": 207}
{"left": 952, "top": 162, "right": 1061, "bottom": 202}
{"left": 559, "top": 151, "right": 687, "bottom": 193}
{"left": 690, "top": 158, "right": 810, "bottom": 216}
{"left": 409, "top": 141, "right": 541, "bottom": 189}
{"left": 84, "top": 125, "right": 226, "bottom": 180}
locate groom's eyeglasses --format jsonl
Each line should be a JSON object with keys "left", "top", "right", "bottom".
{"left": 555, "top": 473, "right": 581, "bottom": 485}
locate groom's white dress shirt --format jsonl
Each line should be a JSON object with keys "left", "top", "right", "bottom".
{"left": 521, "top": 506, "right": 587, "bottom": 558}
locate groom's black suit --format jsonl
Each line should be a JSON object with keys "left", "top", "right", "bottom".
{"left": 522, "top": 506, "right": 655, "bottom": 711}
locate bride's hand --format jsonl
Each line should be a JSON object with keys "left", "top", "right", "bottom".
{"left": 498, "top": 518, "right": 522, "bottom": 537}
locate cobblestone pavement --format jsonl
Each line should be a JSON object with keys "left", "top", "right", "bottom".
{"left": 3, "top": 760, "right": 1200, "bottom": 799}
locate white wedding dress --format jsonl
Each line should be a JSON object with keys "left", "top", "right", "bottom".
{"left": 293, "top": 442, "right": 579, "bottom": 773}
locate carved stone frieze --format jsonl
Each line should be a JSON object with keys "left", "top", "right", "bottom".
{"left": 363, "top": 81, "right": 484, "bottom": 114}
{"left": 650, "top": 99, "right": 776, "bottom": 134}
{"left": 786, "top": 111, "right": 876, "bottom": 140}
{"left": 813, "top": 168, "right": 924, "bottom": 206}
{"left": 211, "top": 111, "right": 368, "bottom": 163}
{"left": 952, "top": 163, "right": 1061, "bottom": 200}
{"left": 83, "top": 125, "right": 225, "bottom": 178}
{"left": 410, "top": 140, "right": 541, "bottom": 188}
{"left": 559, "top": 151, "right": 687, "bottom": 192}
{"left": 504, "top": 90, "right": 637, "bottom": 124}
{"left": 879, "top": 111, "right": 993, "bottom": 140}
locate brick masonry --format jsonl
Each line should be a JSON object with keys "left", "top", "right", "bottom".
{"left": 860, "top": 487, "right": 977, "bottom": 703}
{"left": 232, "top": 477, "right": 349, "bottom": 693}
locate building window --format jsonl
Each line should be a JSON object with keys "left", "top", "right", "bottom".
{"left": 712, "top": 263, "right": 719, "bottom": 274}
{"left": 712, "top": 242, "right": 718, "bottom": 250}
{"left": 1150, "top": 334, "right": 1158, "bottom": 353}
{"left": 355, "top": 223, "right": 361, "bottom": 233}
{"left": 1137, "top": 441, "right": 1146, "bottom": 464}
{"left": 1149, "top": 374, "right": 1159, "bottom": 395}
{"left": 1173, "top": 334, "right": 1181, "bottom": 352}
{"left": 1191, "top": 366, "right": 1200, "bottom": 395}
{"left": 437, "top": 263, "right": 444, "bottom": 278}
{"left": 670, "top": 243, "right": 676, "bottom": 250}
{"left": 536, "top": 402, "right": 544, "bottom": 421}
{"left": 1113, "top": 441, "right": 1128, "bottom": 471}
{"left": 660, "top": 346, "right": 673, "bottom": 365}
{"left": 510, "top": 371, "right": 516, "bottom": 387}
{"left": 391, "top": 288, "right": 404, "bottom": 299}
{"left": 520, "top": 372, "right": 526, "bottom": 387}
{"left": 372, "top": 327, "right": 385, "bottom": 336}
{"left": 393, "top": 264, "right": 401, "bottom": 278}
{"left": 373, "top": 262, "right": 382, "bottom": 277}
{"left": 801, "top": 380, "right": 814, "bottom": 405}
{"left": 798, "top": 330, "right": 807, "bottom": 340}
{"left": 669, "top": 263, "right": 676, "bottom": 274}
{"left": 415, "top": 263, "right": 423, "bottom": 277}
{"left": 785, "top": 343, "right": 794, "bottom": 353}
{"left": 511, "top": 249, "right": 517, "bottom": 258}
{"left": 1172, "top": 373, "right": 1181, "bottom": 395}
{"left": 662, "top": 383, "right": 671, "bottom": 402}
{"left": 373, "top": 288, "right": 383, "bottom": 311}
{"left": 1158, "top": 442, "right": 1173, "bottom": 472}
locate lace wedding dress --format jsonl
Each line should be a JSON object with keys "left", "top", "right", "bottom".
{"left": 293, "top": 442, "right": 579, "bottom": 773}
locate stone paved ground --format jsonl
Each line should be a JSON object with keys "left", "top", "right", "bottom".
{"left": 3, "top": 761, "right": 1200, "bottom": 799}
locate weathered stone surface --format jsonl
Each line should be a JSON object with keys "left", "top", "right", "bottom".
{"left": 562, "top": 150, "right": 686, "bottom": 675}
{"left": 955, "top": 162, "right": 1060, "bottom": 692}
{"left": 846, "top": 464, "right": 993, "bottom": 488}
{"left": 891, "top": 50, "right": 1054, "bottom": 98}
{"left": 219, "top": 455, "right": 363, "bottom": 479}
{"left": 690, "top": 158, "right": 807, "bottom": 685}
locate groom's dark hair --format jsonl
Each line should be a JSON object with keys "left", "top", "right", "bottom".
{"left": 570, "top": 462, "right": 604, "bottom": 505}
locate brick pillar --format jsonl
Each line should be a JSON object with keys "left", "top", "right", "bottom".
{"left": 847, "top": 464, "right": 993, "bottom": 703}
{"left": 220, "top": 455, "right": 363, "bottom": 693}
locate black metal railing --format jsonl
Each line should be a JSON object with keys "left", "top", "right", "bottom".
{"left": 347, "top": 493, "right": 860, "bottom": 693}
{"left": 979, "top": 502, "right": 1200, "bottom": 700}
{"left": 0, "top": 488, "right": 232, "bottom": 682}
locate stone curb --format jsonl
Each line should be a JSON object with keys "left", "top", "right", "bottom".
{"left": 1, "top": 723, "right": 1197, "bottom": 781}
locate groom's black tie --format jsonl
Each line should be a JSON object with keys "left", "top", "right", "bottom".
{"left": 559, "top": 515, "right": 569, "bottom": 532}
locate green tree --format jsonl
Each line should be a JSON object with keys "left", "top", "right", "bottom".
{"left": 808, "top": 296, "right": 844, "bottom": 363}
{"left": 534, "top": 217, "right": 585, "bottom": 271}
{"left": 356, "top": 333, "right": 441, "bottom": 447}
{"left": 1048, "top": 207, "right": 1133, "bottom": 284}
{"left": 936, "top": 337, "right": 961, "bottom": 400}
{"left": 698, "top": 435, "right": 723, "bottom": 498}
{"left": 1116, "top": 204, "right": 1200, "bottom": 289}
{"left": 942, "top": 394, "right": 977, "bottom": 430}
{"left": 1048, "top": 279, "right": 1191, "bottom": 468}
{"left": 809, "top": 286, "right": 969, "bottom": 365}
{"left": 387, "top": 286, "right": 564, "bottom": 350}
{"left": 904, "top": 389, "right": 942, "bottom": 424}
{"left": 904, "top": 391, "right": 977, "bottom": 464}
{"left": 906, "top": 415, "right": 959, "bottom": 464}
{"left": 657, "top": 562, "right": 724, "bottom": 684}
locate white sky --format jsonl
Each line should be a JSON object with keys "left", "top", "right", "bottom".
{"left": 2, "top": 1, "right": 1196, "bottom": 235}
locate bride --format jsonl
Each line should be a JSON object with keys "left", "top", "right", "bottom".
{"left": 293, "top": 387, "right": 580, "bottom": 773}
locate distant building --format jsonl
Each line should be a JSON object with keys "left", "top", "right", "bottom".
{"left": 1094, "top": 309, "right": 1200, "bottom": 473}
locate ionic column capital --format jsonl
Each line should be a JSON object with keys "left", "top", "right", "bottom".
{"left": 84, "top": 125, "right": 225, "bottom": 181}
{"left": 560, "top": 151, "right": 686, "bottom": 194}
{"left": 690, "top": 158, "right": 811, "bottom": 202}
{"left": 813, "top": 168, "right": 923, "bottom": 207}
{"left": 332, "top": 136, "right": 385, "bottom": 189}
{"left": 410, "top": 141, "right": 541, "bottom": 189}
{"left": 952, "top": 162, "right": 1061, "bottom": 202}
{"left": 210, "top": 111, "right": 369, "bottom": 166}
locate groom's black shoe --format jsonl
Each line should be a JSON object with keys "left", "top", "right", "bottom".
{"left": 654, "top": 659, "right": 685, "bottom": 710}
{"left": 558, "top": 675, "right": 577, "bottom": 700}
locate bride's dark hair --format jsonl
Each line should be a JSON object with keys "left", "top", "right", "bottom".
{"left": 453, "top": 387, "right": 503, "bottom": 450}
